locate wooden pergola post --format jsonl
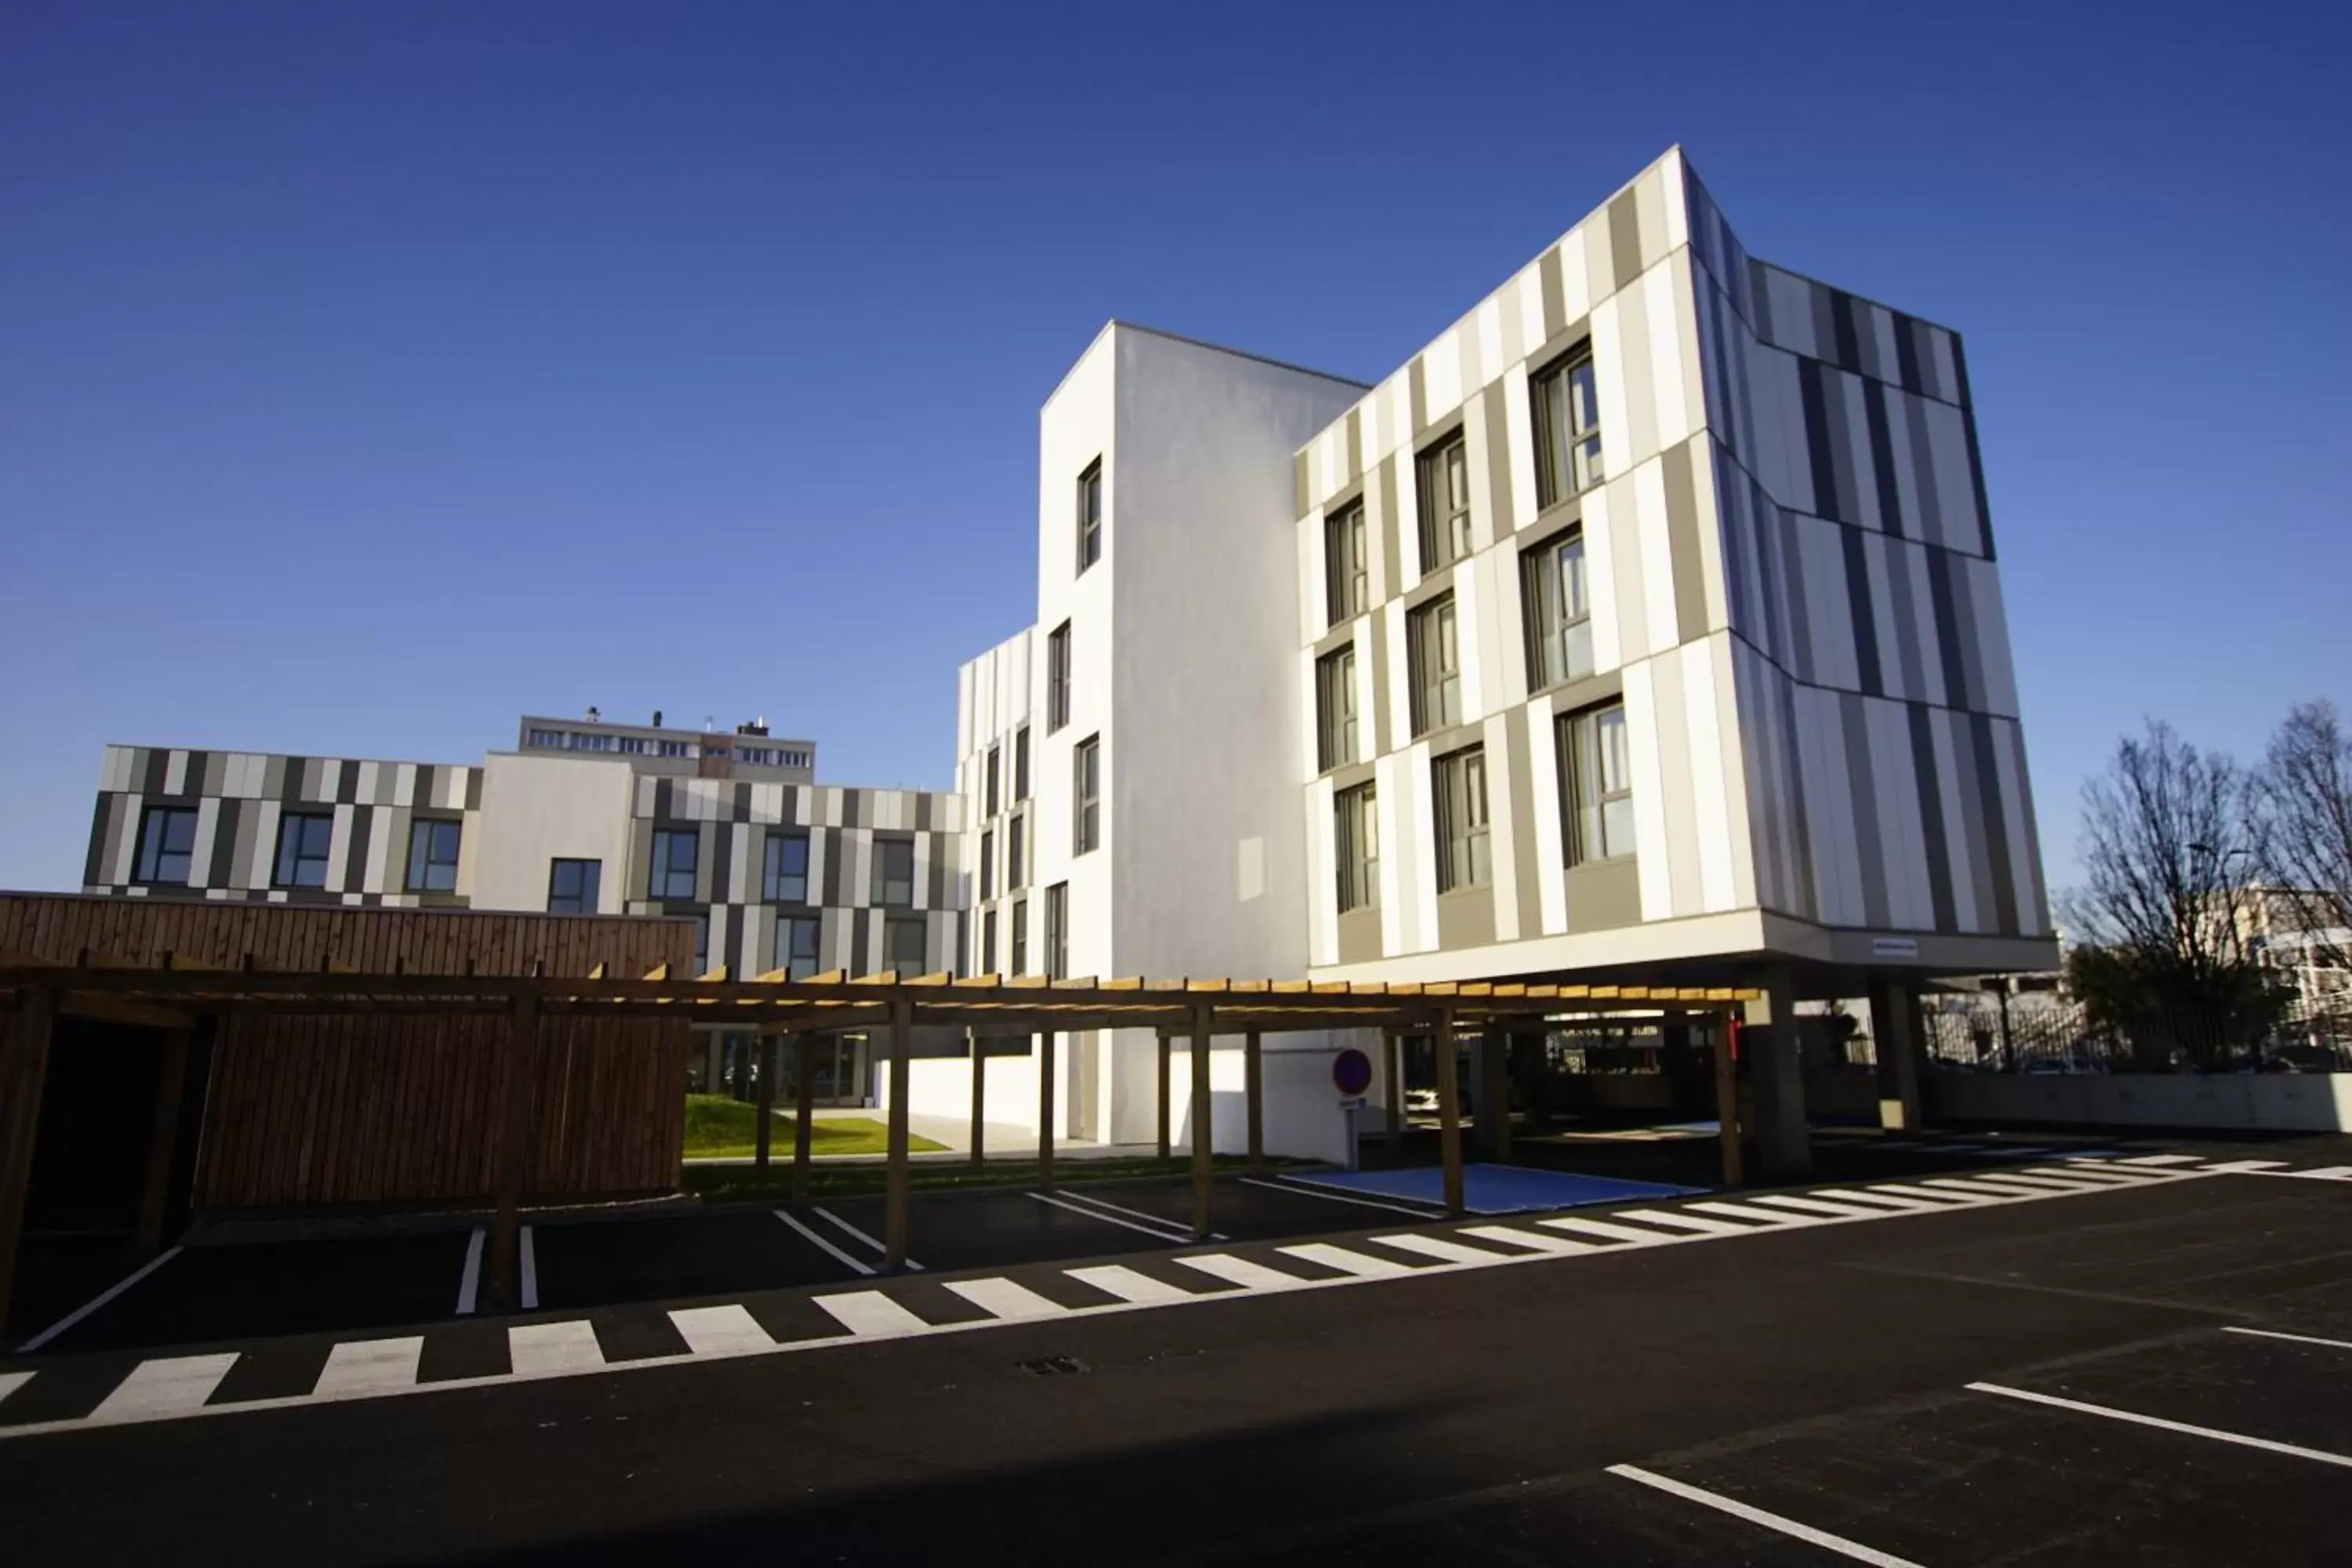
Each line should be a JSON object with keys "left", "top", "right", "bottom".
{"left": 1481, "top": 1022, "right": 1512, "bottom": 1162}
{"left": 1190, "top": 1002, "right": 1215, "bottom": 1240}
{"left": 136, "top": 1026, "right": 194, "bottom": 1253}
{"left": 1712, "top": 1008, "right": 1744, "bottom": 1189}
{"left": 1155, "top": 1031, "right": 1172, "bottom": 1160}
{"left": 1435, "top": 1007, "right": 1465, "bottom": 1216}
{"left": 0, "top": 983, "right": 58, "bottom": 1338}
{"left": 487, "top": 990, "right": 539, "bottom": 1312}
{"left": 753, "top": 1030, "right": 779, "bottom": 1171}
{"left": 791, "top": 1033, "right": 816, "bottom": 1206}
{"left": 1243, "top": 1029, "right": 1264, "bottom": 1175}
{"left": 1035, "top": 1032, "right": 1056, "bottom": 1192}
{"left": 967, "top": 1029, "right": 986, "bottom": 1167}
{"left": 884, "top": 996, "right": 914, "bottom": 1272}
{"left": 1383, "top": 1028, "right": 1403, "bottom": 1152}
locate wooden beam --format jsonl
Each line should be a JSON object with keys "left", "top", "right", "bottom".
{"left": 1190, "top": 1001, "right": 1214, "bottom": 1240}
{"left": 486, "top": 992, "right": 539, "bottom": 1313}
{"left": 883, "top": 995, "right": 913, "bottom": 1272}
{"left": 0, "top": 983, "right": 57, "bottom": 1339}
{"left": 1243, "top": 1029, "right": 1264, "bottom": 1176}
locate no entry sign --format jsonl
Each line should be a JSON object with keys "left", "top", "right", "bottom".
{"left": 1332, "top": 1047, "right": 1373, "bottom": 1096}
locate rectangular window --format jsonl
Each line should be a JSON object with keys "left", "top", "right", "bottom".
{"left": 1073, "top": 735, "right": 1100, "bottom": 855}
{"left": 980, "top": 829, "right": 995, "bottom": 900}
{"left": 1336, "top": 783, "right": 1379, "bottom": 913}
{"left": 1010, "top": 898, "right": 1028, "bottom": 975}
{"left": 885, "top": 916, "right": 927, "bottom": 978}
{"left": 1076, "top": 458, "right": 1103, "bottom": 573}
{"left": 873, "top": 838, "right": 915, "bottom": 906}
{"left": 1416, "top": 434, "right": 1472, "bottom": 572}
{"left": 134, "top": 805, "right": 199, "bottom": 884}
{"left": 1316, "top": 644, "right": 1358, "bottom": 772}
{"left": 273, "top": 811, "right": 335, "bottom": 889}
{"left": 773, "top": 915, "right": 820, "bottom": 979}
{"left": 762, "top": 833, "right": 809, "bottom": 903}
{"left": 405, "top": 818, "right": 462, "bottom": 894}
{"left": 1521, "top": 528, "right": 1595, "bottom": 691}
{"left": 1562, "top": 702, "right": 1635, "bottom": 865}
{"left": 619, "top": 736, "right": 647, "bottom": 755}
{"left": 649, "top": 827, "right": 699, "bottom": 900}
{"left": 1434, "top": 746, "right": 1490, "bottom": 893}
{"left": 547, "top": 858, "right": 602, "bottom": 914}
{"left": 981, "top": 908, "right": 998, "bottom": 976}
{"left": 1014, "top": 726, "right": 1030, "bottom": 800}
{"left": 1407, "top": 593, "right": 1461, "bottom": 736}
{"left": 985, "top": 744, "right": 1001, "bottom": 816}
{"left": 1047, "top": 622, "right": 1072, "bottom": 732}
{"left": 527, "top": 728, "right": 563, "bottom": 748}
{"left": 1532, "top": 351, "right": 1603, "bottom": 508}
{"left": 1325, "top": 501, "right": 1367, "bottom": 626}
{"left": 1044, "top": 882, "right": 1069, "bottom": 980}
{"left": 656, "top": 739, "right": 691, "bottom": 758}
{"left": 1008, "top": 814, "right": 1026, "bottom": 891}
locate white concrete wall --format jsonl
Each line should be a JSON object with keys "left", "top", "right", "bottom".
{"left": 896, "top": 1049, "right": 1044, "bottom": 1131}
{"left": 1927, "top": 1072, "right": 2352, "bottom": 1132}
{"left": 469, "top": 751, "right": 637, "bottom": 913}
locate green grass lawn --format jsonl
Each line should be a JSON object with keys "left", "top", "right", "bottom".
{"left": 682, "top": 1152, "right": 1293, "bottom": 1203}
{"left": 681, "top": 1095, "right": 947, "bottom": 1160}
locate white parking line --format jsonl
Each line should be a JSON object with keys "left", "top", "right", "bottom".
{"left": 1279, "top": 1242, "right": 1414, "bottom": 1279}
{"left": 1805, "top": 1189, "right": 1945, "bottom": 1211}
{"left": 2198, "top": 1159, "right": 2292, "bottom": 1174}
{"left": 945, "top": 1277, "right": 1069, "bottom": 1320}
{"left": 89, "top": 1353, "right": 241, "bottom": 1421}
{"left": 2114, "top": 1153, "right": 2205, "bottom": 1166}
{"left": 312, "top": 1336, "right": 423, "bottom": 1398}
{"left": 1052, "top": 1187, "right": 1218, "bottom": 1240}
{"left": 0, "top": 1370, "right": 38, "bottom": 1406}
{"left": 2223, "top": 1326, "right": 2352, "bottom": 1352}
{"left": 1606, "top": 1465, "right": 1925, "bottom": 1566}
{"left": 518, "top": 1225, "right": 539, "bottom": 1311}
{"left": 455, "top": 1226, "right": 485, "bottom": 1315}
{"left": 668, "top": 1304, "right": 775, "bottom": 1356}
{"left": 1027, "top": 1189, "right": 1189, "bottom": 1243}
{"left": 2273, "top": 1165, "right": 2352, "bottom": 1181}
{"left": 814, "top": 1206, "right": 922, "bottom": 1271}
{"left": 507, "top": 1319, "right": 604, "bottom": 1376}
{"left": 1245, "top": 1175, "right": 1448, "bottom": 1219}
{"left": 1865, "top": 1183, "right": 1996, "bottom": 1204}
{"left": 814, "top": 1290, "right": 928, "bottom": 1337}
{"left": 774, "top": 1210, "right": 877, "bottom": 1276}
{"left": 1967, "top": 1383, "right": 2352, "bottom": 1469}
{"left": 1064, "top": 1263, "right": 1193, "bottom": 1305}
{"left": 16, "top": 1247, "right": 183, "bottom": 1353}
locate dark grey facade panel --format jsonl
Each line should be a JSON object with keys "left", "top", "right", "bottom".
{"left": 1862, "top": 381, "right": 1905, "bottom": 539}
{"left": 82, "top": 796, "right": 111, "bottom": 886}
{"left": 408, "top": 764, "right": 433, "bottom": 811}
{"left": 822, "top": 828, "right": 844, "bottom": 906}
{"left": 1950, "top": 336, "right": 1996, "bottom": 561}
{"left": 1838, "top": 526, "right": 1884, "bottom": 698}
{"left": 1882, "top": 536, "right": 1927, "bottom": 699}
{"left": 842, "top": 789, "right": 860, "bottom": 829}
{"left": 1892, "top": 312, "right": 1925, "bottom": 395}
{"left": 652, "top": 779, "right": 673, "bottom": 822}
{"left": 1795, "top": 360, "right": 1842, "bottom": 525}
{"left": 1747, "top": 256, "right": 1776, "bottom": 343}
{"left": 1838, "top": 693, "right": 1889, "bottom": 930}
{"left": 1947, "top": 710, "right": 1998, "bottom": 935}
{"left": 343, "top": 802, "right": 371, "bottom": 895}
{"left": 336, "top": 762, "right": 359, "bottom": 806}
{"left": 1924, "top": 550, "right": 1973, "bottom": 712}
{"left": 1779, "top": 504, "right": 1816, "bottom": 684}
{"left": 1777, "top": 677, "right": 1819, "bottom": 920}
{"left": 1969, "top": 714, "right": 2020, "bottom": 936}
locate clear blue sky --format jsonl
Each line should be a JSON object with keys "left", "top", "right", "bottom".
{"left": 3, "top": 1, "right": 2346, "bottom": 898}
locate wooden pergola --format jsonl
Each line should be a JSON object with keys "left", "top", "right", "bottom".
{"left": 0, "top": 952, "right": 1757, "bottom": 1329}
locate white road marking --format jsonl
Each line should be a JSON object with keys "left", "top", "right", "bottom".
{"left": 1748, "top": 1194, "right": 1887, "bottom": 1219}
{"left": 2223, "top": 1326, "right": 2352, "bottom": 1352}
{"left": 945, "top": 1276, "right": 1069, "bottom": 1320}
{"left": 1615, "top": 1207, "right": 1754, "bottom": 1236}
{"left": 2198, "top": 1159, "right": 2292, "bottom": 1174}
{"left": 1027, "top": 1190, "right": 1190, "bottom": 1243}
{"left": 507, "top": 1319, "right": 604, "bottom": 1375}
{"left": 1918, "top": 1175, "right": 2098, "bottom": 1199}
{"left": 813, "top": 1290, "right": 929, "bottom": 1337}
{"left": 2048, "top": 1163, "right": 2165, "bottom": 1183}
{"left": 1246, "top": 1175, "right": 1447, "bottom": 1219}
{"left": 1065, "top": 1264, "right": 1196, "bottom": 1305}
{"left": 1934, "top": 1171, "right": 2107, "bottom": 1193}
{"left": 668, "top": 1304, "right": 775, "bottom": 1356}
{"left": 775, "top": 1210, "right": 877, "bottom": 1276}
{"left": 1175, "top": 1253, "right": 1308, "bottom": 1291}
{"left": 1806, "top": 1188, "right": 1947, "bottom": 1210}
{"left": 1279, "top": 1242, "right": 1414, "bottom": 1279}
{"left": 1052, "top": 1188, "right": 1215, "bottom": 1239}
{"left": 89, "top": 1353, "right": 240, "bottom": 1421}
{"left": 1968, "top": 1382, "right": 2352, "bottom": 1469}
{"left": 0, "top": 1370, "right": 35, "bottom": 1406}
{"left": 1540, "top": 1215, "right": 1681, "bottom": 1245}
{"left": 455, "top": 1226, "right": 485, "bottom": 1315}
{"left": 1685, "top": 1200, "right": 1825, "bottom": 1227}
{"left": 2114, "top": 1153, "right": 2205, "bottom": 1167}
{"left": 1381, "top": 1231, "right": 1527, "bottom": 1263}
{"left": 312, "top": 1337, "right": 423, "bottom": 1398}
{"left": 1458, "top": 1224, "right": 1598, "bottom": 1255}
{"left": 518, "top": 1225, "right": 539, "bottom": 1311}
{"left": 1866, "top": 1183, "right": 1999, "bottom": 1204}
{"left": 1607, "top": 1464, "right": 1925, "bottom": 1566}
{"left": 814, "top": 1207, "right": 922, "bottom": 1271}
{"left": 2275, "top": 1165, "right": 2352, "bottom": 1181}
{"left": 16, "top": 1247, "right": 183, "bottom": 1353}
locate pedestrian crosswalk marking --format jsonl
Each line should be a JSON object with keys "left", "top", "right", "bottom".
{"left": 313, "top": 1337, "right": 423, "bottom": 1398}
{"left": 90, "top": 1353, "right": 239, "bottom": 1421}
{"left": 944, "top": 1278, "right": 1068, "bottom": 1321}
{"left": 1278, "top": 1242, "right": 1415, "bottom": 1279}
{"left": 1175, "top": 1253, "right": 1305, "bottom": 1291}
{"left": 508, "top": 1320, "right": 604, "bottom": 1375}
{"left": 814, "top": 1290, "right": 931, "bottom": 1337}
{"left": 1380, "top": 1231, "right": 1535, "bottom": 1263}
{"left": 668, "top": 1305, "right": 775, "bottom": 1357}
{"left": 1065, "top": 1264, "right": 1191, "bottom": 1304}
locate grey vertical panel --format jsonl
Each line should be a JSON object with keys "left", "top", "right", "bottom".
{"left": 1750, "top": 479, "right": 1788, "bottom": 666}
{"left": 1969, "top": 715, "right": 2020, "bottom": 935}
{"left": 1810, "top": 282, "right": 1842, "bottom": 372}
{"left": 1777, "top": 677, "right": 1819, "bottom": 918}
{"left": 732, "top": 782, "right": 751, "bottom": 824}
{"left": 1839, "top": 528, "right": 1884, "bottom": 697}
{"left": 1821, "top": 369, "right": 1862, "bottom": 526}
{"left": 1796, "top": 361, "right": 1842, "bottom": 524}
{"left": 844, "top": 789, "right": 862, "bottom": 830}
{"left": 1838, "top": 694, "right": 1889, "bottom": 929}
{"left": 1663, "top": 441, "right": 1708, "bottom": 646}
{"left": 1294, "top": 450, "right": 1310, "bottom": 518}
{"left": 1345, "top": 408, "right": 1363, "bottom": 481}
{"left": 1907, "top": 704, "right": 1958, "bottom": 932}
{"left": 652, "top": 779, "right": 673, "bottom": 822}
{"left": 1377, "top": 456, "right": 1402, "bottom": 598}
{"left": 1892, "top": 313, "right": 1925, "bottom": 394}
{"left": 1606, "top": 190, "right": 1642, "bottom": 296}
{"left": 233, "top": 799, "right": 263, "bottom": 893}
{"left": 1507, "top": 704, "right": 1542, "bottom": 938}
{"left": 343, "top": 806, "right": 371, "bottom": 898}
{"left": 401, "top": 764, "right": 426, "bottom": 811}
{"left": 142, "top": 749, "right": 169, "bottom": 796}
{"left": 1828, "top": 289, "right": 1861, "bottom": 371}
{"left": 822, "top": 828, "right": 844, "bottom": 906}
{"left": 1883, "top": 539, "right": 1926, "bottom": 699}
{"left": 201, "top": 751, "right": 227, "bottom": 797}
{"left": 85, "top": 796, "right": 117, "bottom": 886}
{"left": 1408, "top": 358, "right": 1428, "bottom": 435}
{"left": 1712, "top": 448, "right": 1749, "bottom": 640}
{"left": 263, "top": 754, "right": 286, "bottom": 800}
{"left": 695, "top": 822, "right": 717, "bottom": 904}
{"left": 1539, "top": 248, "right": 1566, "bottom": 341}
{"left": 929, "top": 834, "right": 947, "bottom": 910}
{"left": 1779, "top": 507, "right": 1816, "bottom": 684}
{"left": 1950, "top": 339, "right": 1997, "bottom": 561}
{"left": 1748, "top": 256, "right": 1776, "bottom": 343}
{"left": 466, "top": 768, "right": 484, "bottom": 810}
{"left": 1946, "top": 711, "right": 1998, "bottom": 932}
{"left": 915, "top": 792, "right": 931, "bottom": 833}
{"left": 1902, "top": 393, "right": 1945, "bottom": 546}
{"left": 848, "top": 913, "right": 871, "bottom": 978}
{"left": 1925, "top": 551, "right": 1973, "bottom": 711}
{"left": 2002, "top": 721, "right": 2050, "bottom": 931}
{"left": 1482, "top": 382, "right": 1510, "bottom": 539}
{"left": 1862, "top": 383, "right": 1905, "bottom": 538}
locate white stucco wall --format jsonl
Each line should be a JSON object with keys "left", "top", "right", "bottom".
{"left": 469, "top": 751, "right": 637, "bottom": 914}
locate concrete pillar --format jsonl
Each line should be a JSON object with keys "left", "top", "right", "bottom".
{"left": 1382, "top": 1029, "right": 1403, "bottom": 1152}
{"left": 1711, "top": 1009, "right": 1744, "bottom": 1188}
{"left": 1746, "top": 967, "right": 1809, "bottom": 1177}
{"left": 1869, "top": 979, "right": 1926, "bottom": 1133}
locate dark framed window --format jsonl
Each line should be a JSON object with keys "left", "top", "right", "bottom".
{"left": 547, "top": 858, "right": 602, "bottom": 914}
{"left": 1336, "top": 783, "right": 1379, "bottom": 913}
{"left": 274, "top": 811, "right": 335, "bottom": 890}
{"left": 980, "top": 829, "right": 995, "bottom": 900}
{"left": 1044, "top": 882, "right": 1069, "bottom": 980}
{"left": 1008, "top": 813, "right": 1026, "bottom": 891}
{"left": 1561, "top": 702, "right": 1635, "bottom": 865}
{"left": 1325, "top": 501, "right": 1367, "bottom": 626}
{"left": 885, "top": 916, "right": 927, "bottom": 978}
{"left": 1522, "top": 528, "right": 1594, "bottom": 691}
{"left": 1010, "top": 898, "right": 1028, "bottom": 975}
{"left": 134, "top": 805, "right": 199, "bottom": 884}
{"left": 1047, "top": 622, "right": 1072, "bottom": 732}
{"left": 1434, "top": 746, "right": 1490, "bottom": 893}
{"left": 1532, "top": 350, "right": 1602, "bottom": 508}
{"left": 981, "top": 908, "right": 998, "bottom": 976}
{"left": 1416, "top": 434, "right": 1472, "bottom": 572}
{"left": 1407, "top": 593, "right": 1461, "bottom": 736}
{"left": 775, "top": 914, "right": 821, "bottom": 980}
{"left": 405, "top": 818, "right": 462, "bottom": 894}
{"left": 873, "top": 838, "right": 915, "bottom": 906}
{"left": 763, "top": 832, "right": 809, "bottom": 903}
{"left": 1073, "top": 736, "right": 1100, "bottom": 855}
{"left": 1014, "top": 726, "right": 1030, "bottom": 800}
{"left": 649, "top": 828, "right": 699, "bottom": 900}
{"left": 1316, "top": 644, "right": 1357, "bottom": 773}
{"left": 985, "top": 744, "right": 1001, "bottom": 816}
{"left": 1076, "top": 458, "right": 1103, "bottom": 573}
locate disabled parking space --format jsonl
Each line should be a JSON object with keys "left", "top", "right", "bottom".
{"left": 526, "top": 1207, "right": 866, "bottom": 1311}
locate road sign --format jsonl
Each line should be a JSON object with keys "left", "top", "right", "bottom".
{"left": 1333, "top": 1047, "right": 1373, "bottom": 1096}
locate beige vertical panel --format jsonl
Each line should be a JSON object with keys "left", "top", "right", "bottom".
{"left": 1582, "top": 208, "right": 1617, "bottom": 305}
{"left": 1708, "top": 636, "right": 1759, "bottom": 910}
{"left": 364, "top": 804, "right": 393, "bottom": 894}
{"left": 1584, "top": 480, "right": 1624, "bottom": 672}
{"left": 1525, "top": 695, "right": 1568, "bottom": 933}
{"left": 1483, "top": 711, "right": 1521, "bottom": 943}
{"left": 1634, "top": 457, "right": 1678, "bottom": 655}
{"left": 804, "top": 823, "right": 826, "bottom": 907}
{"left": 1621, "top": 659, "right": 1673, "bottom": 920}
{"left": 1475, "top": 296, "right": 1504, "bottom": 397}
{"left": 162, "top": 750, "right": 188, "bottom": 794}
{"left": 1646, "top": 259, "right": 1694, "bottom": 454}
{"left": 1516, "top": 266, "right": 1548, "bottom": 358}
{"left": 1650, "top": 652, "right": 1703, "bottom": 917}
{"left": 849, "top": 829, "right": 873, "bottom": 907}
{"left": 188, "top": 797, "right": 222, "bottom": 887}
{"left": 1423, "top": 325, "right": 1462, "bottom": 426}
{"left": 248, "top": 800, "right": 282, "bottom": 892}
{"left": 1486, "top": 548, "right": 1528, "bottom": 712}
{"left": 1462, "top": 383, "right": 1500, "bottom": 556}
{"left": 1374, "top": 753, "right": 1404, "bottom": 957}
{"left": 1297, "top": 508, "right": 1323, "bottom": 644}
{"left": 1619, "top": 274, "right": 1661, "bottom": 467}
{"left": 1406, "top": 740, "right": 1439, "bottom": 954}
{"left": 694, "top": 823, "right": 717, "bottom": 905}
{"left": 1395, "top": 448, "right": 1422, "bottom": 586}
{"left": 1353, "top": 620, "right": 1380, "bottom": 765}
{"left": 1635, "top": 160, "right": 1671, "bottom": 270}
{"left": 1680, "top": 640, "right": 1737, "bottom": 913}
{"left": 1690, "top": 434, "right": 1731, "bottom": 634}
{"left": 1295, "top": 649, "right": 1321, "bottom": 782}
{"left": 732, "top": 826, "right": 756, "bottom": 908}
{"left": 1559, "top": 226, "right": 1592, "bottom": 323}
{"left": 1606, "top": 472, "right": 1650, "bottom": 663}
{"left": 327, "top": 803, "right": 357, "bottom": 893}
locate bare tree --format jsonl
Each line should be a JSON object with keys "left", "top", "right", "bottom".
{"left": 2255, "top": 699, "right": 2352, "bottom": 976}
